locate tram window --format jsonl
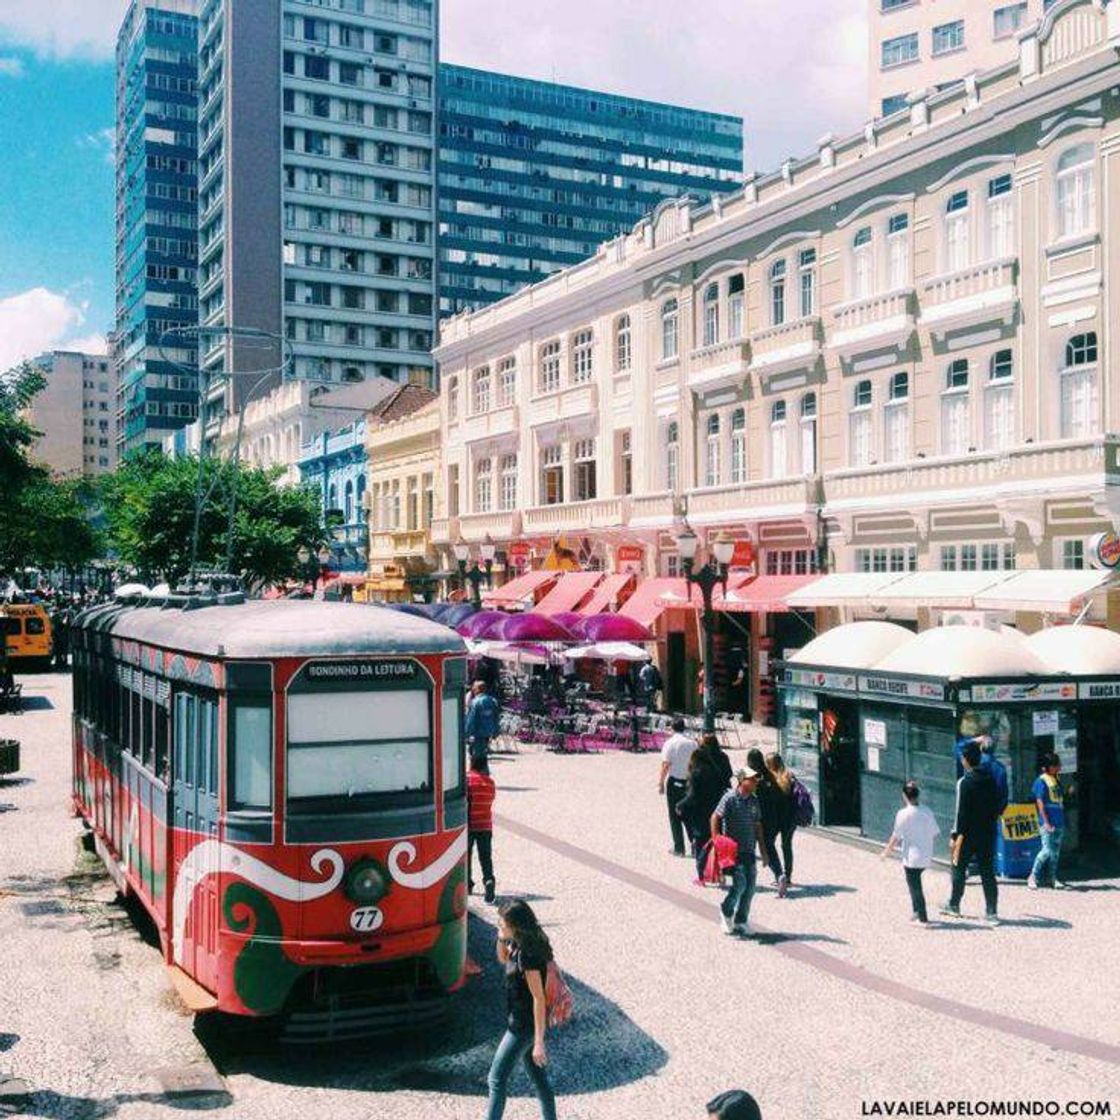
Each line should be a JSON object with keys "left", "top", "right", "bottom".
{"left": 287, "top": 690, "right": 430, "bottom": 804}
{"left": 209, "top": 702, "right": 220, "bottom": 795}
{"left": 154, "top": 704, "right": 169, "bottom": 782}
{"left": 120, "top": 683, "right": 131, "bottom": 749}
{"left": 184, "top": 697, "right": 196, "bottom": 787}
{"left": 141, "top": 696, "right": 154, "bottom": 770}
{"left": 231, "top": 702, "right": 272, "bottom": 810}
{"left": 131, "top": 691, "right": 142, "bottom": 760}
{"left": 173, "top": 695, "right": 187, "bottom": 782}
{"left": 441, "top": 693, "right": 463, "bottom": 796}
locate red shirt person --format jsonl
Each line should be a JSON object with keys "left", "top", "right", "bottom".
{"left": 467, "top": 755, "right": 497, "bottom": 902}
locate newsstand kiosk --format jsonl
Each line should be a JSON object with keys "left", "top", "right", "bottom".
{"left": 778, "top": 624, "right": 1084, "bottom": 874}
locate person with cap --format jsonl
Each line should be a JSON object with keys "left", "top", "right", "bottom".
{"left": 941, "top": 741, "right": 1001, "bottom": 924}
{"left": 659, "top": 717, "right": 698, "bottom": 856}
{"left": 710, "top": 766, "right": 767, "bottom": 936}
{"left": 707, "top": 1089, "right": 763, "bottom": 1119}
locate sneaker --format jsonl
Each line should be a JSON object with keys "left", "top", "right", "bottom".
{"left": 1053, "top": 880, "right": 1067, "bottom": 891}
{"left": 733, "top": 923, "right": 750, "bottom": 936}
{"left": 939, "top": 903, "right": 961, "bottom": 918}
{"left": 483, "top": 880, "right": 496, "bottom": 904}
{"left": 985, "top": 913, "right": 1000, "bottom": 927}
{"left": 1027, "top": 875, "right": 1038, "bottom": 891}
{"left": 720, "top": 912, "right": 735, "bottom": 935}
{"left": 909, "top": 916, "right": 925, "bottom": 926}
{"left": 778, "top": 874, "right": 789, "bottom": 899}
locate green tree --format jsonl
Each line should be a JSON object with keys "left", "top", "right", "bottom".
{"left": 100, "top": 449, "right": 324, "bottom": 588}
{"left": 0, "top": 361, "right": 47, "bottom": 502}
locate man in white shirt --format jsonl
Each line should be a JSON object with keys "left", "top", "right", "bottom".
{"left": 658, "top": 717, "right": 698, "bottom": 856}
{"left": 880, "top": 780, "right": 941, "bottom": 925}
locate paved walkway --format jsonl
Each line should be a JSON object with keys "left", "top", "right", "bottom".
{"left": 0, "top": 676, "right": 1116, "bottom": 1119}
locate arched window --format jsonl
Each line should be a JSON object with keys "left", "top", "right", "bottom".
{"left": 852, "top": 226, "right": 874, "bottom": 298}
{"left": 539, "top": 339, "right": 561, "bottom": 393}
{"left": 661, "top": 299, "right": 679, "bottom": 360}
{"left": 446, "top": 375, "right": 459, "bottom": 421}
{"left": 702, "top": 283, "right": 720, "bottom": 347}
{"left": 356, "top": 474, "right": 367, "bottom": 523}
{"left": 942, "top": 358, "right": 971, "bottom": 455}
{"left": 769, "top": 400, "right": 788, "bottom": 479}
{"left": 728, "top": 274, "right": 745, "bottom": 339}
{"left": 472, "top": 365, "right": 491, "bottom": 413}
{"left": 849, "top": 380, "right": 873, "bottom": 467}
{"left": 986, "top": 350, "right": 1014, "bottom": 451}
{"left": 344, "top": 480, "right": 354, "bottom": 524}
{"left": 496, "top": 356, "right": 517, "bottom": 406}
{"left": 571, "top": 327, "right": 594, "bottom": 383}
{"left": 1061, "top": 332, "right": 1098, "bottom": 439}
{"left": 730, "top": 408, "right": 746, "bottom": 484}
{"left": 798, "top": 249, "right": 816, "bottom": 318}
{"left": 704, "top": 413, "right": 721, "bottom": 487}
{"left": 328, "top": 482, "right": 338, "bottom": 511}
{"left": 1056, "top": 144, "right": 1095, "bottom": 238}
{"left": 800, "top": 392, "right": 817, "bottom": 475}
{"left": 475, "top": 457, "right": 493, "bottom": 513}
{"left": 769, "top": 260, "right": 786, "bottom": 326}
{"left": 614, "top": 314, "right": 631, "bottom": 372}
{"left": 945, "top": 189, "right": 970, "bottom": 272}
{"left": 884, "top": 373, "right": 909, "bottom": 464}
{"left": 887, "top": 213, "right": 909, "bottom": 288}
{"left": 666, "top": 420, "right": 679, "bottom": 491}
{"left": 499, "top": 454, "right": 518, "bottom": 511}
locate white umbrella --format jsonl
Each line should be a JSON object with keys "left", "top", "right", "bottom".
{"left": 564, "top": 641, "right": 650, "bottom": 662}
{"left": 114, "top": 582, "right": 151, "bottom": 599}
{"left": 466, "top": 639, "right": 552, "bottom": 666}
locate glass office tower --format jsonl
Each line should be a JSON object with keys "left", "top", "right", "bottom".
{"left": 438, "top": 64, "right": 743, "bottom": 315}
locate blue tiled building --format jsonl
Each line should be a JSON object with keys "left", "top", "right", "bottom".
{"left": 298, "top": 421, "right": 369, "bottom": 574}
{"left": 437, "top": 64, "right": 744, "bottom": 315}
{"left": 114, "top": 0, "right": 201, "bottom": 456}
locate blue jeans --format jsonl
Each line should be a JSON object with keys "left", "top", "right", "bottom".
{"left": 720, "top": 857, "right": 757, "bottom": 926}
{"left": 1031, "top": 826, "right": 1064, "bottom": 885}
{"left": 485, "top": 1029, "right": 557, "bottom": 1120}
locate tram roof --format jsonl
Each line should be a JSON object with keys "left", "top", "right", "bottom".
{"left": 82, "top": 600, "right": 465, "bottom": 660}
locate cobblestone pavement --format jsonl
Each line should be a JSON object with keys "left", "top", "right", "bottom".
{"left": 1, "top": 675, "right": 1118, "bottom": 1119}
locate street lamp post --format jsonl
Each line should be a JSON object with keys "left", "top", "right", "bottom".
{"left": 677, "top": 526, "right": 735, "bottom": 734}
{"left": 453, "top": 535, "right": 495, "bottom": 608}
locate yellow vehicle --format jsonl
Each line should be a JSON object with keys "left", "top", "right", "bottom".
{"left": 1, "top": 603, "right": 53, "bottom": 668}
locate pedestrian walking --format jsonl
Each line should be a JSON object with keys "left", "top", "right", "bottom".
{"left": 677, "top": 733, "right": 733, "bottom": 883}
{"left": 1028, "top": 752, "right": 1067, "bottom": 890}
{"left": 941, "top": 741, "right": 1001, "bottom": 924}
{"left": 468, "top": 754, "right": 497, "bottom": 903}
{"left": 659, "top": 717, "right": 698, "bottom": 856}
{"left": 707, "top": 1089, "right": 763, "bottom": 1120}
{"left": 764, "top": 752, "right": 798, "bottom": 894}
{"left": 880, "top": 780, "right": 940, "bottom": 925}
{"left": 747, "top": 748, "right": 781, "bottom": 893}
{"left": 638, "top": 659, "right": 662, "bottom": 713}
{"left": 485, "top": 900, "right": 558, "bottom": 1120}
{"left": 711, "top": 767, "right": 767, "bottom": 936}
{"left": 466, "top": 680, "right": 501, "bottom": 763}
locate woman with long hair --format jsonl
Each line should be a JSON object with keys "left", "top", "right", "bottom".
{"left": 764, "top": 751, "right": 797, "bottom": 894}
{"left": 486, "top": 899, "right": 558, "bottom": 1120}
{"left": 677, "top": 733, "right": 733, "bottom": 883}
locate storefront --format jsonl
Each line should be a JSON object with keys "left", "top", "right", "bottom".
{"left": 777, "top": 623, "right": 1110, "bottom": 869}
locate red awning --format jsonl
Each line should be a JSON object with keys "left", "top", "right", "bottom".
{"left": 534, "top": 571, "right": 604, "bottom": 616}
{"left": 715, "top": 573, "right": 823, "bottom": 613}
{"left": 482, "top": 569, "right": 559, "bottom": 609}
{"left": 578, "top": 573, "right": 636, "bottom": 615}
{"left": 618, "top": 577, "right": 693, "bottom": 629}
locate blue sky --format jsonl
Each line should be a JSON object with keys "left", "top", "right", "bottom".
{"left": 0, "top": 0, "right": 865, "bottom": 368}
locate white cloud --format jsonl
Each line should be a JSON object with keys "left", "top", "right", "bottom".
{"left": 0, "top": 0, "right": 128, "bottom": 60}
{"left": 442, "top": 0, "right": 869, "bottom": 172}
{"left": 0, "top": 55, "right": 23, "bottom": 77}
{"left": 77, "top": 126, "right": 116, "bottom": 165}
{"left": 0, "top": 288, "right": 107, "bottom": 369}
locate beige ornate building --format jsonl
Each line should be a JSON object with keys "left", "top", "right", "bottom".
{"left": 434, "top": 0, "right": 1120, "bottom": 608}
{"left": 365, "top": 388, "right": 440, "bottom": 600}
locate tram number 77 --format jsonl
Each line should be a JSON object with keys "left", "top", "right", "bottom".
{"left": 349, "top": 906, "right": 385, "bottom": 933}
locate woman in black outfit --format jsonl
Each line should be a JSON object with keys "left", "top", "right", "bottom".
{"left": 485, "top": 900, "right": 558, "bottom": 1120}
{"left": 747, "top": 747, "right": 784, "bottom": 895}
{"left": 677, "top": 733, "right": 733, "bottom": 883}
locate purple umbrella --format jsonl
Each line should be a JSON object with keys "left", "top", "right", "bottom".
{"left": 580, "top": 614, "right": 652, "bottom": 643}
{"left": 457, "top": 609, "right": 509, "bottom": 639}
{"left": 499, "top": 612, "right": 575, "bottom": 643}
{"left": 550, "top": 611, "right": 587, "bottom": 635}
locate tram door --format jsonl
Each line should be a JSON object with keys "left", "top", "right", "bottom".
{"left": 171, "top": 692, "right": 221, "bottom": 991}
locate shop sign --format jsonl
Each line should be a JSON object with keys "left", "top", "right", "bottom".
{"left": 784, "top": 689, "right": 818, "bottom": 711}
{"left": 507, "top": 541, "right": 531, "bottom": 569}
{"left": 729, "top": 540, "right": 755, "bottom": 570}
{"left": 1000, "top": 804, "right": 1040, "bottom": 843}
{"left": 969, "top": 681, "right": 1076, "bottom": 703}
{"left": 616, "top": 544, "right": 644, "bottom": 575}
{"left": 1079, "top": 680, "right": 1120, "bottom": 700}
{"left": 864, "top": 718, "right": 886, "bottom": 746}
{"left": 1032, "top": 710, "right": 1059, "bottom": 736}
{"left": 784, "top": 667, "right": 857, "bottom": 692}
{"left": 860, "top": 675, "right": 945, "bottom": 702}
{"left": 1089, "top": 530, "right": 1120, "bottom": 570}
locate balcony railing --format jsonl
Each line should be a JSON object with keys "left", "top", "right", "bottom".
{"left": 824, "top": 437, "right": 1113, "bottom": 505}
{"left": 687, "top": 338, "right": 751, "bottom": 390}
{"left": 685, "top": 476, "right": 821, "bottom": 523}
{"left": 458, "top": 404, "right": 519, "bottom": 444}
{"left": 629, "top": 491, "right": 677, "bottom": 527}
{"left": 458, "top": 510, "right": 522, "bottom": 542}
{"left": 430, "top": 516, "right": 457, "bottom": 546}
{"left": 522, "top": 496, "right": 630, "bottom": 535}
{"left": 749, "top": 316, "right": 822, "bottom": 376}
{"left": 920, "top": 257, "right": 1017, "bottom": 337}
{"left": 830, "top": 289, "right": 915, "bottom": 358}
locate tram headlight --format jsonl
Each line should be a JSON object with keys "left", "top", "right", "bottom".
{"left": 345, "top": 858, "right": 388, "bottom": 905}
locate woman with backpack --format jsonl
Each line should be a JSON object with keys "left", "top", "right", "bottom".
{"left": 677, "top": 734, "right": 733, "bottom": 884}
{"left": 765, "top": 752, "right": 801, "bottom": 895}
{"left": 486, "top": 900, "right": 559, "bottom": 1120}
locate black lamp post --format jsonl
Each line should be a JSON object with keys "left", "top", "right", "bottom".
{"left": 453, "top": 534, "right": 495, "bottom": 608}
{"left": 677, "top": 525, "right": 735, "bottom": 734}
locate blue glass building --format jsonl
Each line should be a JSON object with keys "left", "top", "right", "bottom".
{"left": 437, "top": 65, "right": 743, "bottom": 315}
{"left": 114, "top": 0, "right": 201, "bottom": 456}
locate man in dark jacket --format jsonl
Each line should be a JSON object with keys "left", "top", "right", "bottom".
{"left": 942, "top": 741, "right": 1001, "bottom": 924}
{"left": 676, "top": 735, "right": 733, "bottom": 883}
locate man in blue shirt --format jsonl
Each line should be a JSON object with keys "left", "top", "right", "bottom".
{"left": 465, "top": 680, "right": 501, "bottom": 763}
{"left": 1028, "top": 752, "right": 1067, "bottom": 890}
{"left": 711, "top": 768, "right": 767, "bottom": 937}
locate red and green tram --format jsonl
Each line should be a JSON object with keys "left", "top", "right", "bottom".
{"left": 71, "top": 595, "right": 470, "bottom": 1037}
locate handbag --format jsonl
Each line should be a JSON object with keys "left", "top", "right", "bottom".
{"left": 544, "top": 960, "right": 574, "bottom": 1027}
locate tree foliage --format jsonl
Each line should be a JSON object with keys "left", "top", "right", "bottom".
{"left": 100, "top": 449, "right": 324, "bottom": 588}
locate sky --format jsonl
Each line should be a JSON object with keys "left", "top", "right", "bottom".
{"left": 0, "top": 0, "right": 867, "bottom": 370}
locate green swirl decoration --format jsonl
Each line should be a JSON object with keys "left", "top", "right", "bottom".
{"left": 223, "top": 882, "right": 304, "bottom": 1015}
